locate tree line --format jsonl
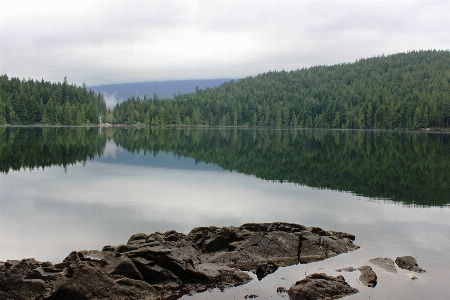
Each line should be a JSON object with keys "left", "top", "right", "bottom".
{"left": 112, "top": 50, "right": 450, "bottom": 130}
{"left": 0, "top": 75, "right": 107, "bottom": 125}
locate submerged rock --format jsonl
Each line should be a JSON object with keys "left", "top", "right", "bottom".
{"left": 395, "top": 256, "right": 426, "bottom": 273}
{"left": 337, "top": 266, "right": 356, "bottom": 272}
{"left": 369, "top": 257, "right": 397, "bottom": 273}
{"left": 358, "top": 265, "right": 377, "bottom": 287}
{"left": 0, "top": 222, "right": 359, "bottom": 299}
{"left": 288, "top": 273, "right": 359, "bottom": 300}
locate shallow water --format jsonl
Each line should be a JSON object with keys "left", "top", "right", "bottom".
{"left": 0, "top": 127, "right": 449, "bottom": 299}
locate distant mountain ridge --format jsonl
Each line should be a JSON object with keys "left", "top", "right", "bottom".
{"left": 89, "top": 79, "right": 234, "bottom": 104}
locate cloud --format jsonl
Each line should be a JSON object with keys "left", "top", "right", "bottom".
{"left": 1, "top": 1, "right": 449, "bottom": 86}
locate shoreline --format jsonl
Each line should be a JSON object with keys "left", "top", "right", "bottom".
{"left": 1, "top": 123, "right": 449, "bottom": 133}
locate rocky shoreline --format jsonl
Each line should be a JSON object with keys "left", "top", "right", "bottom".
{"left": 0, "top": 222, "right": 426, "bottom": 299}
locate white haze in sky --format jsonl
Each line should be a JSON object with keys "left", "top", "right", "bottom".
{"left": 101, "top": 91, "right": 123, "bottom": 108}
{"left": 1, "top": 0, "right": 449, "bottom": 86}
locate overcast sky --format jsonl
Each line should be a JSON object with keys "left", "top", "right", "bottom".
{"left": 1, "top": 0, "right": 449, "bottom": 86}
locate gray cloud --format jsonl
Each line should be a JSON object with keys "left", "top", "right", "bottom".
{"left": 1, "top": 1, "right": 449, "bottom": 86}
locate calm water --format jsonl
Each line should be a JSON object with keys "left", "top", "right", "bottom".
{"left": 0, "top": 126, "right": 449, "bottom": 299}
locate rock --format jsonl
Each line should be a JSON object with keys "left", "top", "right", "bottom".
{"left": 0, "top": 259, "right": 60, "bottom": 300}
{"left": 395, "top": 256, "right": 426, "bottom": 273}
{"left": 341, "top": 267, "right": 356, "bottom": 272}
{"left": 131, "top": 256, "right": 180, "bottom": 283}
{"left": 0, "top": 222, "right": 359, "bottom": 299}
{"left": 127, "top": 232, "right": 148, "bottom": 244}
{"left": 194, "top": 263, "right": 252, "bottom": 289}
{"left": 102, "top": 245, "right": 116, "bottom": 252}
{"left": 288, "top": 273, "right": 359, "bottom": 300}
{"left": 369, "top": 257, "right": 397, "bottom": 273}
{"left": 104, "top": 256, "right": 144, "bottom": 281}
{"left": 187, "top": 226, "right": 239, "bottom": 252}
{"left": 358, "top": 265, "right": 377, "bottom": 287}
{"left": 49, "top": 264, "right": 158, "bottom": 300}
{"left": 255, "top": 262, "right": 278, "bottom": 280}
{"left": 201, "top": 222, "right": 359, "bottom": 270}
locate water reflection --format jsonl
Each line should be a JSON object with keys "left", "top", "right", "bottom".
{"left": 2, "top": 159, "right": 448, "bottom": 263}
{"left": 1, "top": 127, "right": 449, "bottom": 299}
{"left": 1, "top": 126, "right": 450, "bottom": 206}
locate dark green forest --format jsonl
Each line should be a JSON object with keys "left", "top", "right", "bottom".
{"left": 113, "top": 50, "right": 450, "bottom": 130}
{"left": 0, "top": 76, "right": 107, "bottom": 125}
{"left": 2, "top": 127, "right": 450, "bottom": 206}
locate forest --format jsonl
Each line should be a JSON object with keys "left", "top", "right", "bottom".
{"left": 0, "top": 76, "right": 107, "bottom": 125}
{"left": 2, "top": 50, "right": 450, "bottom": 129}
{"left": 112, "top": 50, "right": 450, "bottom": 130}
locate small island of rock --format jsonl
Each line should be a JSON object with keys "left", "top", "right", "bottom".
{"left": 0, "top": 222, "right": 359, "bottom": 299}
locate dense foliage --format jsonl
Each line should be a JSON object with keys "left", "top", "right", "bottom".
{"left": 113, "top": 50, "right": 450, "bottom": 129}
{"left": 0, "top": 76, "right": 107, "bottom": 125}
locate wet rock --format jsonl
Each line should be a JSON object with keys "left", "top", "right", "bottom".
{"left": 288, "top": 273, "right": 359, "bottom": 300}
{"left": 341, "top": 267, "right": 356, "bottom": 272}
{"left": 255, "top": 262, "right": 278, "bottom": 280}
{"left": 201, "top": 222, "right": 359, "bottom": 270}
{"left": 297, "top": 229, "right": 359, "bottom": 264}
{"left": 369, "top": 257, "right": 397, "bottom": 273}
{"left": 358, "top": 265, "right": 377, "bottom": 287}
{"left": 195, "top": 263, "right": 252, "bottom": 286}
{"left": 0, "top": 222, "right": 359, "bottom": 299}
{"left": 395, "top": 256, "right": 426, "bottom": 273}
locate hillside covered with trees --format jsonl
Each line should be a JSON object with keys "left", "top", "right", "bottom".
{"left": 0, "top": 76, "right": 107, "bottom": 125}
{"left": 113, "top": 50, "right": 450, "bottom": 130}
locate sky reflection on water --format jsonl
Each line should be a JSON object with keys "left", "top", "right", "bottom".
{"left": 1, "top": 137, "right": 450, "bottom": 299}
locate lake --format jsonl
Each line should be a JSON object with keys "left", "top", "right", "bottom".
{"left": 1, "top": 126, "right": 449, "bottom": 299}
